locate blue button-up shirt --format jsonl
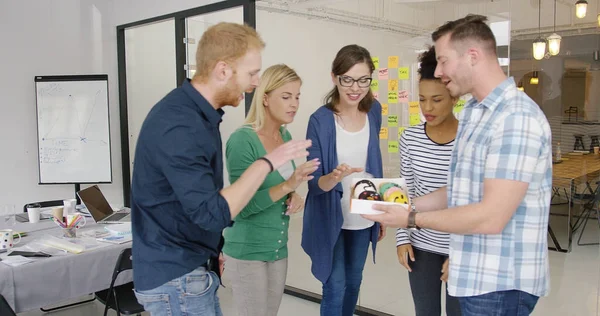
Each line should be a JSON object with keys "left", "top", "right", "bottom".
{"left": 131, "top": 79, "right": 232, "bottom": 291}
{"left": 447, "top": 77, "right": 552, "bottom": 297}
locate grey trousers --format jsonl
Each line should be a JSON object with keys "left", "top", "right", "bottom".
{"left": 224, "top": 255, "right": 288, "bottom": 316}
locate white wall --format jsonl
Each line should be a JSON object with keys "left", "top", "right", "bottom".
{"left": 0, "top": 0, "right": 220, "bottom": 209}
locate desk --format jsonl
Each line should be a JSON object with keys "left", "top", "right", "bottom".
{"left": 550, "top": 154, "right": 600, "bottom": 252}
{"left": 0, "top": 219, "right": 132, "bottom": 313}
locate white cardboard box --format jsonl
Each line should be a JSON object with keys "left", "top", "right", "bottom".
{"left": 349, "top": 177, "right": 410, "bottom": 215}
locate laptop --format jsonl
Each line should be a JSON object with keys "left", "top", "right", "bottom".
{"left": 77, "top": 185, "right": 131, "bottom": 224}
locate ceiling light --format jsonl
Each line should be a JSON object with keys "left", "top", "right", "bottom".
{"left": 533, "top": 38, "right": 546, "bottom": 60}
{"left": 530, "top": 71, "right": 539, "bottom": 85}
{"left": 547, "top": 33, "right": 562, "bottom": 56}
{"left": 576, "top": 0, "right": 588, "bottom": 18}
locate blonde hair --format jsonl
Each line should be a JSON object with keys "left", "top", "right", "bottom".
{"left": 194, "top": 22, "right": 265, "bottom": 81}
{"left": 245, "top": 64, "right": 302, "bottom": 131}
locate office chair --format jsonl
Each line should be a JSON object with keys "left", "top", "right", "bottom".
{"left": 95, "top": 247, "right": 144, "bottom": 316}
{"left": 22, "top": 199, "right": 64, "bottom": 213}
{"left": 0, "top": 294, "right": 17, "bottom": 316}
{"left": 575, "top": 181, "right": 600, "bottom": 246}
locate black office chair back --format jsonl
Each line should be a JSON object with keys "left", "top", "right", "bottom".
{"left": 22, "top": 200, "right": 64, "bottom": 213}
{"left": 0, "top": 294, "right": 17, "bottom": 316}
{"left": 111, "top": 248, "right": 133, "bottom": 283}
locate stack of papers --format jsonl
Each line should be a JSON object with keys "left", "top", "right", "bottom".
{"left": 1, "top": 255, "right": 34, "bottom": 267}
{"left": 96, "top": 232, "right": 132, "bottom": 244}
{"left": 39, "top": 235, "right": 86, "bottom": 254}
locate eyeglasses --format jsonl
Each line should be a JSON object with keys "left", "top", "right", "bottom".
{"left": 338, "top": 75, "right": 372, "bottom": 88}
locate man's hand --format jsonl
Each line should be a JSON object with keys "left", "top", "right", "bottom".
{"left": 362, "top": 203, "right": 410, "bottom": 228}
{"left": 396, "top": 244, "right": 415, "bottom": 272}
{"left": 285, "top": 192, "right": 304, "bottom": 215}
{"left": 441, "top": 258, "right": 449, "bottom": 282}
{"left": 264, "top": 139, "right": 312, "bottom": 170}
{"left": 378, "top": 224, "right": 387, "bottom": 241}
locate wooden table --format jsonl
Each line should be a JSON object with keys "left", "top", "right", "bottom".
{"left": 550, "top": 154, "right": 600, "bottom": 252}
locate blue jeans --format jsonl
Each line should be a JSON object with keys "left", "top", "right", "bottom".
{"left": 134, "top": 266, "right": 222, "bottom": 316}
{"left": 321, "top": 228, "right": 371, "bottom": 316}
{"left": 458, "top": 290, "right": 539, "bottom": 316}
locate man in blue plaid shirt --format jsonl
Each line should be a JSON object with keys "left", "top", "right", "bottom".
{"left": 365, "top": 14, "right": 552, "bottom": 315}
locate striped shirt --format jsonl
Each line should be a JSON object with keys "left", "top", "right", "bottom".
{"left": 396, "top": 123, "right": 454, "bottom": 256}
{"left": 447, "top": 77, "right": 552, "bottom": 298}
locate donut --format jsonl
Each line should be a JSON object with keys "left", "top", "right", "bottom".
{"left": 383, "top": 186, "right": 402, "bottom": 201}
{"left": 385, "top": 191, "right": 409, "bottom": 204}
{"left": 358, "top": 191, "right": 382, "bottom": 201}
{"left": 379, "top": 182, "right": 400, "bottom": 196}
{"left": 353, "top": 179, "right": 377, "bottom": 199}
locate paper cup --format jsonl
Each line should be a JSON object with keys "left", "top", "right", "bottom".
{"left": 27, "top": 207, "right": 41, "bottom": 224}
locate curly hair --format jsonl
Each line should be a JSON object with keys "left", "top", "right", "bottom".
{"left": 417, "top": 46, "right": 438, "bottom": 81}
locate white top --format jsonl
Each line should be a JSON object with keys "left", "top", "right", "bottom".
{"left": 336, "top": 115, "right": 374, "bottom": 230}
{"left": 277, "top": 161, "right": 294, "bottom": 180}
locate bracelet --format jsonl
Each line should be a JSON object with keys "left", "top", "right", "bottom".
{"left": 257, "top": 157, "right": 274, "bottom": 172}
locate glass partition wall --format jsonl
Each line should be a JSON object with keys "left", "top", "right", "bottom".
{"left": 117, "top": 0, "right": 255, "bottom": 205}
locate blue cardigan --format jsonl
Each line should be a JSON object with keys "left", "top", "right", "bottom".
{"left": 301, "top": 101, "right": 384, "bottom": 283}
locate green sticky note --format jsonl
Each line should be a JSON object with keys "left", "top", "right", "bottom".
{"left": 387, "top": 91, "right": 398, "bottom": 104}
{"left": 454, "top": 99, "right": 466, "bottom": 114}
{"left": 398, "top": 67, "right": 410, "bottom": 80}
{"left": 388, "top": 115, "right": 398, "bottom": 127}
{"left": 372, "top": 57, "right": 379, "bottom": 69}
{"left": 370, "top": 79, "right": 379, "bottom": 92}
{"left": 409, "top": 113, "right": 420, "bottom": 126}
{"left": 398, "top": 127, "right": 406, "bottom": 138}
{"left": 388, "top": 141, "right": 399, "bottom": 153}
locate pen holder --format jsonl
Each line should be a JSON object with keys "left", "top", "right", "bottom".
{"left": 62, "top": 227, "right": 77, "bottom": 238}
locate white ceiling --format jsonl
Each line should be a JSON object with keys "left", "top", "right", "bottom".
{"left": 259, "top": 0, "right": 600, "bottom": 33}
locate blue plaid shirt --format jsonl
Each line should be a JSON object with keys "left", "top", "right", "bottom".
{"left": 447, "top": 77, "right": 552, "bottom": 297}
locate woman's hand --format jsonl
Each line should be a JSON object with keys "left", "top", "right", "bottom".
{"left": 284, "top": 158, "right": 320, "bottom": 192}
{"left": 329, "top": 163, "right": 363, "bottom": 183}
{"left": 378, "top": 224, "right": 387, "bottom": 241}
{"left": 285, "top": 192, "right": 304, "bottom": 215}
{"left": 396, "top": 244, "right": 415, "bottom": 272}
{"left": 441, "top": 258, "right": 449, "bottom": 282}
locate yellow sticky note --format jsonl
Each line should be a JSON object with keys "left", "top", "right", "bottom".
{"left": 410, "top": 113, "right": 420, "bottom": 126}
{"left": 370, "top": 79, "right": 379, "bottom": 92}
{"left": 398, "top": 67, "right": 410, "bottom": 80}
{"left": 398, "top": 127, "right": 406, "bottom": 139}
{"left": 379, "top": 127, "right": 388, "bottom": 140}
{"left": 388, "top": 56, "right": 399, "bottom": 68}
{"left": 372, "top": 57, "right": 379, "bottom": 69}
{"left": 388, "top": 79, "right": 398, "bottom": 92}
{"left": 382, "top": 103, "right": 388, "bottom": 115}
{"left": 453, "top": 99, "right": 466, "bottom": 114}
{"left": 409, "top": 101, "right": 420, "bottom": 114}
{"left": 388, "top": 115, "right": 398, "bottom": 127}
{"left": 388, "top": 141, "right": 399, "bottom": 153}
{"left": 387, "top": 91, "right": 398, "bottom": 104}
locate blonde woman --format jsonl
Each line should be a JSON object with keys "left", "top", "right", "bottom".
{"left": 224, "top": 64, "right": 319, "bottom": 316}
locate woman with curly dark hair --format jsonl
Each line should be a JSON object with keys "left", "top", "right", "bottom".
{"left": 395, "top": 46, "right": 462, "bottom": 316}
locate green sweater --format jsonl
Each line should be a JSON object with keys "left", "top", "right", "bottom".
{"left": 223, "top": 125, "right": 295, "bottom": 261}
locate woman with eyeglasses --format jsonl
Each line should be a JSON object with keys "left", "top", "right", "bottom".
{"left": 302, "top": 44, "right": 385, "bottom": 316}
